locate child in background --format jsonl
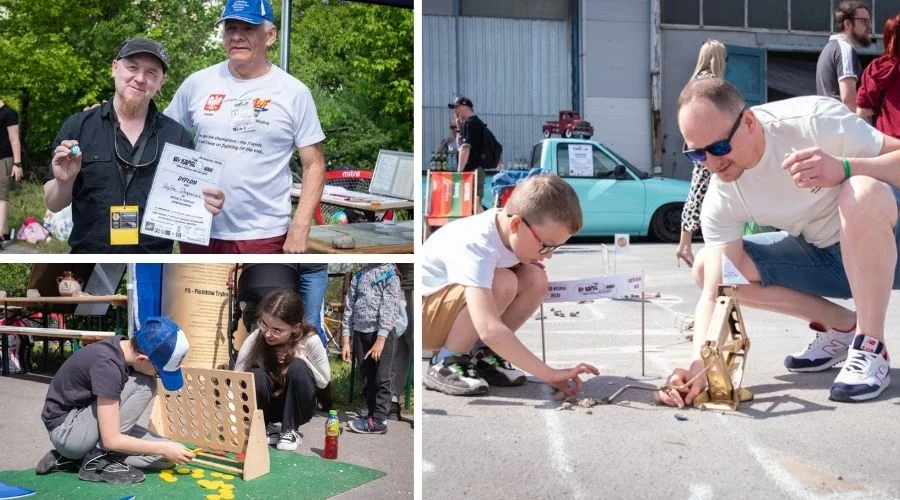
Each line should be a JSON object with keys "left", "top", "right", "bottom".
{"left": 341, "top": 263, "right": 404, "bottom": 434}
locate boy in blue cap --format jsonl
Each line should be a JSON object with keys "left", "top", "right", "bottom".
{"left": 35, "top": 317, "right": 195, "bottom": 484}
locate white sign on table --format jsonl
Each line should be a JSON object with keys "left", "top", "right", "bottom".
{"left": 567, "top": 144, "right": 593, "bottom": 177}
{"left": 544, "top": 274, "right": 643, "bottom": 302}
{"left": 140, "top": 143, "right": 224, "bottom": 246}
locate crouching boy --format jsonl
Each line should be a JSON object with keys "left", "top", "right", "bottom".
{"left": 422, "top": 175, "right": 598, "bottom": 396}
{"left": 36, "top": 317, "right": 195, "bottom": 484}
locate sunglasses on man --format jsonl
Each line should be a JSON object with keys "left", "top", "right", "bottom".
{"left": 682, "top": 107, "right": 747, "bottom": 163}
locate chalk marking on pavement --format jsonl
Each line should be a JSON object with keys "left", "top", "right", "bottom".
{"left": 422, "top": 460, "right": 435, "bottom": 473}
{"left": 540, "top": 408, "right": 587, "bottom": 500}
{"left": 688, "top": 483, "right": 715, "bottom": 500}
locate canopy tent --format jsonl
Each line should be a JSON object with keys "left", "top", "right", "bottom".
{"left": 278, "top": 0, "right": 413, "bottom": 71}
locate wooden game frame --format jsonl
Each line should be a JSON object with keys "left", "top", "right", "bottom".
{"left": 149, "top": 367, "right": 270, "bottom": 481}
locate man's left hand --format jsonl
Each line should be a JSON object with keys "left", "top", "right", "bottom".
{"left": 283, "top": 224, "right": 310, "bottom": 253}
{"left": 782, "top": 147, "right": 845, "bottom": 189}
{"left": 10, "top": 165, "right": 23, "bottom": 182}
{"left": 201, "top": 187, "right": 225, "bottom": 215}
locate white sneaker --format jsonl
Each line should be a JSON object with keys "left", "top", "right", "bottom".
{"left": 423, "top": 355, "right": 489, "bottom": 396}
{"left": 276, "top": 430, "right": 301, "bottom": 451}
{"left": 266, "top": 423, "right": 281, "bottom": 446}
{"left": 830, "top": 335, "right": 891, "bottom": 402}
{"left": 784, "top": 322, "right": 853, "bottom": 372}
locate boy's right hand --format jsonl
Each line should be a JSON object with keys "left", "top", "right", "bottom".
{"left": 159, "top": 441, "right": 195, "bottom": 464}
{"left": 548, "top": 363, "right": 599, "bottom": 396}
{"left": 340, "top": 342, "right": 351, "bottom": 363}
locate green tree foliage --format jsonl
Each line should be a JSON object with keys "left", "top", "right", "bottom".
{"left": 0, "top": 0, "right": 410, "bottom": 177}
{"left": 0, "top": 264, "right": 31, "bottom": 297}
{"left": 285, "top": 0, "right": 413, "bottom": 170}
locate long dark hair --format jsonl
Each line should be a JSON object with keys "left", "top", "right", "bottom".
{"left": 244, "top": 289, "right": 316, "bottom": 397}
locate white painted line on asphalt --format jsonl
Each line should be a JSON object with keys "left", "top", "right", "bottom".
{"left": 540, "top": 407, "right": 587, "bottom": 500}
{"left": 688, "top": 483, "right": 715, "bottom": 500}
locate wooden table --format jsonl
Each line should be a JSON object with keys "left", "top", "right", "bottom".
{"left": 307, "top": 221, "right": 414, "bottom": 254}
{"left": 1, "top": 295, "right": 128, "bottom": 375}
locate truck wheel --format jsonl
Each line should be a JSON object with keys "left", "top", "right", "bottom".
{"left": 650, "top": 203, "right": 682, "bottom": 243}
{"left": 564, "top": 128, "right": 573, "bottom": 138}
{"left": 542, "top": 129, "right": 551, "bottom": 138}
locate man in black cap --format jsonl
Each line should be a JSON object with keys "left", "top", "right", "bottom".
{"left": 449, "top": 96, "right": 492, "bottom": 211}
{"left": 44, "top": 37, "right": 225, "bottom": 253}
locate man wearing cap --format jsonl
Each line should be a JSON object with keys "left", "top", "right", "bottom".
{"left": 36, "top": 317, "right": 195, "bottom": 484}
{"left": 449, "top": 96, "right": 488, "bottom": 211}
{"left": 44, "top": 37, "right": 226, "bottom": 253}
{"left": 165, "top": 0, "right": 326, "bottom": 254}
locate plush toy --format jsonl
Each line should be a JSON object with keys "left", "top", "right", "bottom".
{"left": 17, "top": 216, "right": 50, "bottom": 244}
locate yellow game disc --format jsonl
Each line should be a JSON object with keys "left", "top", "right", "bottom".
{"left": 211, "top": 471, "right": 223, "bottom": 478}
{"left": 221, "top": 474, "right": 234, "bottom": 480}
{"left": 206, "top": 496, "right": 221, "bottom": 500}
{"left": 177, "top": 468, "right": 191, "bottom": 474}
{"left": 219, "top": 493, "right": 234, "bottom": 500}
{"left": 219, "top": 484, "right": 235, "bottom": 490}
{"left": 162, "top": 476, "right": 177, "bottom": 483}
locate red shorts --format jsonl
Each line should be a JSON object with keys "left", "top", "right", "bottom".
{"left": 180, "top": 234, "right": 287, "bottom": 254}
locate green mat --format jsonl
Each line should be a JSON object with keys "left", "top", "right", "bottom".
{"left": 0, "top": 447, "right": 384, "bottom": 499}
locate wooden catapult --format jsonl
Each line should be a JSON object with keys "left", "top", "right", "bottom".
{"left": 149, "top": 367, "right": 270, "bottom": 480}
{"left": 691, "top": 285, "right": 753, "bottom": 411}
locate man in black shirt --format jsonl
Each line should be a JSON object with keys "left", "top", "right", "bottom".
{"left": 449, "top": 96, "right": 488, "bottom": 211}
{"left": 0, "top": 100, "right": 23, "bottom": 244}
{"left": 43, "top": 37, "right": 225, "bottom": 253}
{"left": 36, "top": 317, "right": 195, "bottom": 484}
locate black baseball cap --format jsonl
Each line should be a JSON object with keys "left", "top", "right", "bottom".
{"left": 117, "top": 37, "right": 169, "bottom": 73}
{"left": 448, "top": 96, "right": 474, "bottom": 109}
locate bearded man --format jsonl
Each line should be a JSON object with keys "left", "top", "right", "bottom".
{"left": 43, "top": 38, "right": 225, "bottom": 253}
{"left": 816, "top": 1, "right": 873, "bottom": 112}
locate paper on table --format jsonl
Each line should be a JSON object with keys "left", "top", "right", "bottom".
{"left": 140, "top": 143, "right": 224, "bottom": 246}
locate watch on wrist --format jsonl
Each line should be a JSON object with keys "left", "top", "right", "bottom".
{"left": 12, "top": 162, "right": 21, "bottom": 167}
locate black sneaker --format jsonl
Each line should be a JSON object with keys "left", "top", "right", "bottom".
{"left": 424, "top": 355, "right": 488, "bottom": 396}
{"left": 471, "top": 346, "right": 526, "bottom": 386}
{"left": 35, "top": 450, "right": 80, "bottom": 475}
{"left": 78, "top": 449, "right": 145, "bottom": 485}
{"left": 347, "top": 416, "right": 388, "bottom": 434}
{"left": 276, "top": 430, "right": 301, "bottom": 451}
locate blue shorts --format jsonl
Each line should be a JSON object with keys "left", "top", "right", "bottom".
{"left": 743, "top": 188, "right": 900, "bottom": 300}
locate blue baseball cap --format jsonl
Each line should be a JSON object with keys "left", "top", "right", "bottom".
{"left": 134, "top": 317, "right": 190, "bottom": 392}
{"left": 218, "top": 0, "right": 275, "bottom": 25}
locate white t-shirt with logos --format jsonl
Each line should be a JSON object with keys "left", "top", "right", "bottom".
{"left": 421, "top": 208, "right": 521, "bottom": 296}
{"left": 701, "top": 96, "right": 883, "bottom": 248}
{"left": 165, "top": 61, "right": 325, "bottom": 240}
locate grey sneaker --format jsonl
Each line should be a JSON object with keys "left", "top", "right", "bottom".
{"left": 424, "top": 355, "right": 489, "bottom": 396}
{"left": 472, "top": 346, "right": 526, "bottom": 386}
{"left": 78, "top": 449, "right": 145, "bottom": 485}
{"left": 35, "top": 450, "right": 79, "bottom": 475}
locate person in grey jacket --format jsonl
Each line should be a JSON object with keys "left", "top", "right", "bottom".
{"left": 341, "top": 264, "right": 403, "bottom": 434}
{"left": 235, "top": 289, "right": 330, "bottom": 451}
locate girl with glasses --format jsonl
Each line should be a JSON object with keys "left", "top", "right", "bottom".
{"left": 234, "top": 289, "right": 331, "bottom": 451}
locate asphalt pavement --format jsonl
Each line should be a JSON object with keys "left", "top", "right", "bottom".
{"left": 422, "top": 241, "right": 900, "bottom": 500}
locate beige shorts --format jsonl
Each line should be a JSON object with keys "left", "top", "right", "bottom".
{"left": 422, "top": 284, "right": 468, "bottom": 350}
{"left": 0, "top": 157, "right": 12, "bottom": 201}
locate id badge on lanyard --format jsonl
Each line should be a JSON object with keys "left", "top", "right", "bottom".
{"left": 110, "top": 205, "right": 140, "bottom": 245}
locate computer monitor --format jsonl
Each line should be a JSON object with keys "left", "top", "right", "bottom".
{"left": 369, "top": 150, "right": 414, "bottom": 200}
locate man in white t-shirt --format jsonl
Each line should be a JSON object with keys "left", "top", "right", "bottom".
{"left": 422, "top": 175, "right": 598, "bottom": 396}
{"left": 659, "top": 78, "right": 900, "bottom": 406}
{"left": 165, "top": 0, "right": 326, "bottom": 254}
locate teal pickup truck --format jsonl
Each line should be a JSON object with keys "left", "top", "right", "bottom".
{"left": 425, "top": 138, "right": 691, "bottom": 242}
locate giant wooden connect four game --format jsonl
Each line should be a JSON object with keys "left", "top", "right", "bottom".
{"left": 149, "top": 367, "right": 270, "bottom": 481}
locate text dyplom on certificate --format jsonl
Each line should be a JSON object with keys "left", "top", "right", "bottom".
{"left": 140, "top": 143, "right": 224, "bottom": 246}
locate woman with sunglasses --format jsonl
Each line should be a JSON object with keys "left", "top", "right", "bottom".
{"left": 676, "top": 40, "right": 727, "bottom": 267}
{"left": 234, "top": 289, "right": 330, "bottom": 451}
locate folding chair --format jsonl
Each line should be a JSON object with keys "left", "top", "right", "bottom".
{"left": 423, "top": 170, "right": 480, "bottom": 239}
{"left": 491, "top": 167, "right": 545, "bottom": 208}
